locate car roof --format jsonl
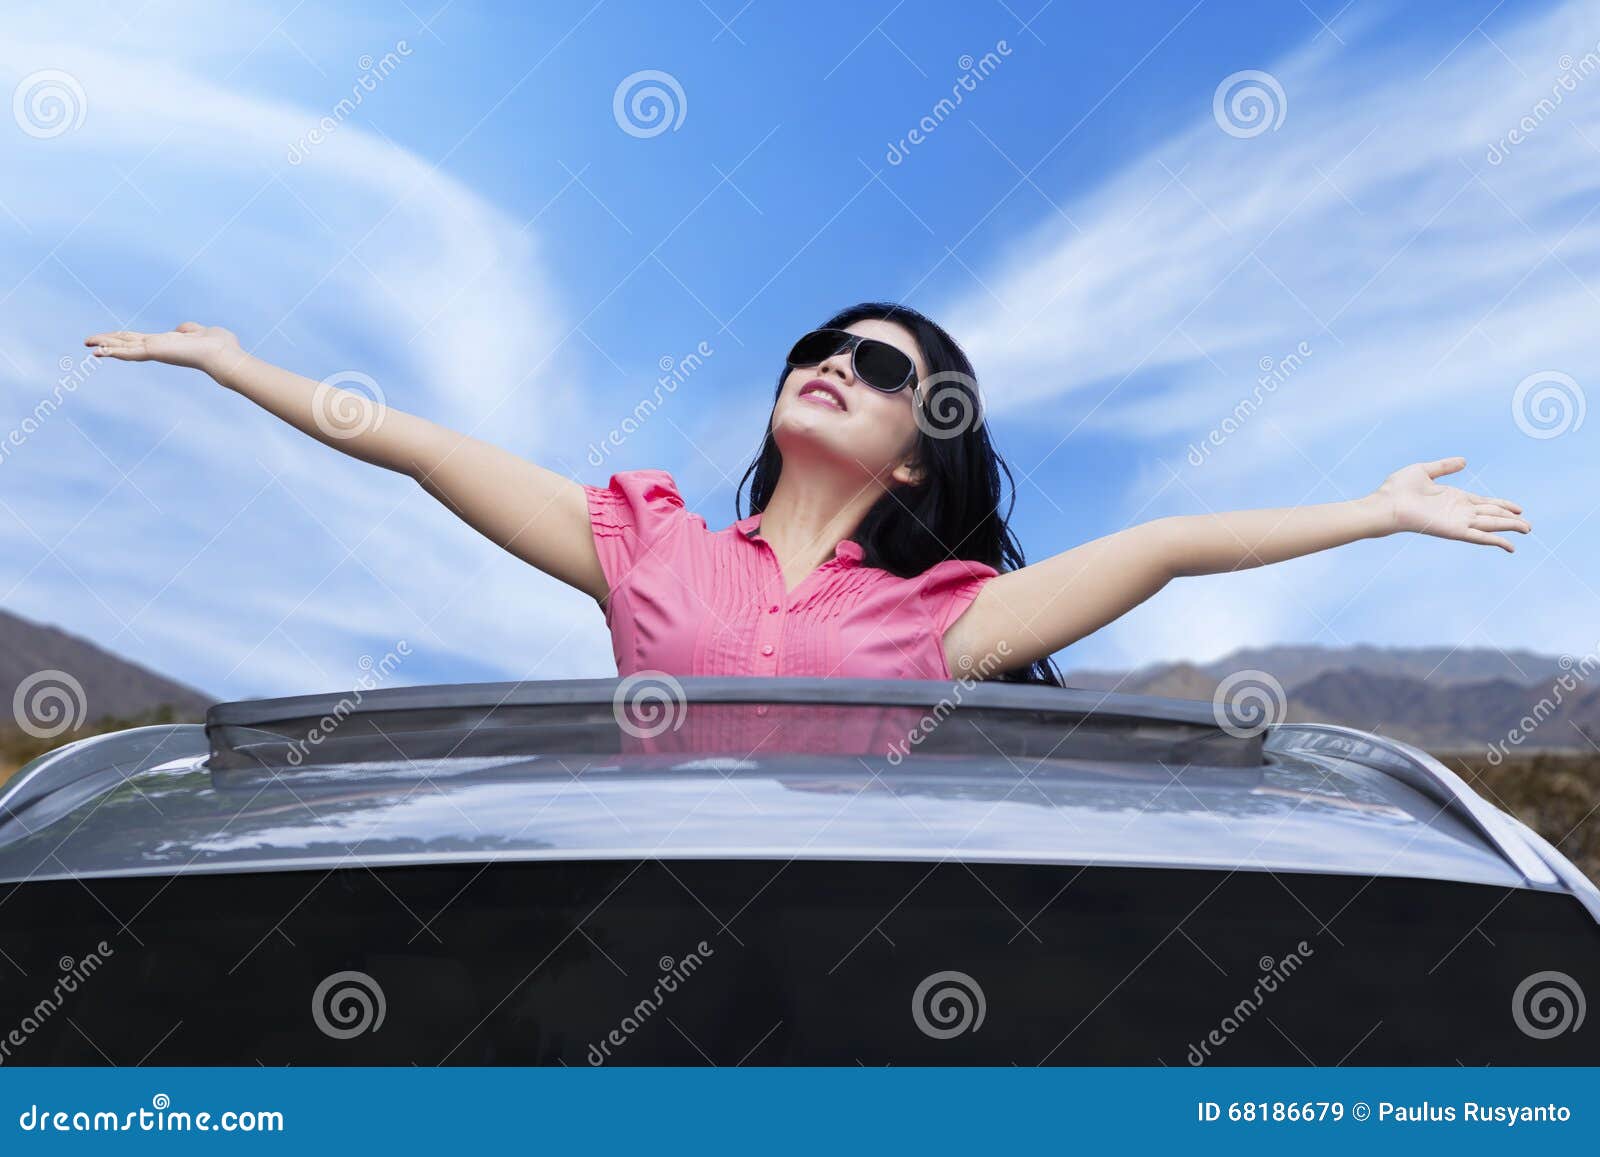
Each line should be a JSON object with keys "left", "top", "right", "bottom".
{"left": 0, "top": 678, "right": 1595, "bottom": 923}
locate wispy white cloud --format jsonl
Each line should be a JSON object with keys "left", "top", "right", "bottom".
{"left": 0, "top": 12, "right": 616, "bottom": 698}
{"left": 939, "top": 0, "right": 1600, "bottom": 667}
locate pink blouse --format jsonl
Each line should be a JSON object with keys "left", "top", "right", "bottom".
{"left": 583, "top": 468, "right": 998, "bottom": 681}
{"left": 582, "top": 469, "right": 1002, "bottom": 760}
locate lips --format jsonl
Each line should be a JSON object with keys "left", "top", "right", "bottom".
{"left": 799, "top": 378, "right": 846, "bottom": 411}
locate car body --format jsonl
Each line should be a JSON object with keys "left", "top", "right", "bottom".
{"left": 1, "top": 677, "right": 1596, "bottom": 1065}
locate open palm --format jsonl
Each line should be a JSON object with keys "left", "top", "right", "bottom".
{"left": 84, "top": 322, "right": 240, "bottom": 371}
{"left": 1376, "top": 457, "right": 1529, "bottom": 553}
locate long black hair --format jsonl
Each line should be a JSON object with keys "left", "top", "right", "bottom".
{"left": 737, "top": 301, "right": 1065, "bottom": 686}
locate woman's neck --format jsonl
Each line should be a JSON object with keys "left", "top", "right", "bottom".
{"left": 755, "top": 467, "right": 883, "bottom": 573}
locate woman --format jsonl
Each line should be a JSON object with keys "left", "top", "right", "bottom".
{"left": 83, "top": 302, "right": 1528, "bottom": 692}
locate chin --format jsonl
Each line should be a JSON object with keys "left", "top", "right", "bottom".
{"left": 772, "top": 420, "right": 855, "bottom": 463}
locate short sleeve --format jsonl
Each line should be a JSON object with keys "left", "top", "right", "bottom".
{"left": 918, "top": 557, "right": 1001, "bottom": 636}
{"left": 583, "top": 468, "right": 688, "bottom": 599}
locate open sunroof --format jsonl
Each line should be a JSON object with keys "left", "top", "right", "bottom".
{"left": 203, "top": 677, "right": 1263, "bottom": 771}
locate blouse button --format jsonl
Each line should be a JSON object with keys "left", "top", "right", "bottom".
{"left": 759, "top": 643, "right": 775, "bottom": 656}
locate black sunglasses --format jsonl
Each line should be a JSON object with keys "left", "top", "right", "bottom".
{"left": 785, "top": 328, "right": 918, "bottom": 395}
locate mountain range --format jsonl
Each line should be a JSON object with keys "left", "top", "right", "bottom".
{"left": 1, "top": 606, "right": 213, "bottom": 726}
{"left": 1063, "top": 645, "right": 1599, "bottom": 752}
{"left": 3, "top": 605, "right": 1596, "bottom": 754}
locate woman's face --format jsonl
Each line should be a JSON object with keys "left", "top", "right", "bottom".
{"left": 770, "top": 318, "right": 928, "bottom": 486}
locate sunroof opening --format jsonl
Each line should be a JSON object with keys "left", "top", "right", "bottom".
{"left": 203, "top": 678, "right": 1262, "bottom": 771}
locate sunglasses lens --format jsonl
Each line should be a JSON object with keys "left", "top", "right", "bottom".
{"left": 853, "top": 339, "right": 914, "bottom": 393}
{"left": 786, "top": 329, "right": 851, "bottom": 367}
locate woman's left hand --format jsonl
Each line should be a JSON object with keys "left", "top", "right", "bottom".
{"left": 1372, "top": 457, "right": 1530, "bottom": 552}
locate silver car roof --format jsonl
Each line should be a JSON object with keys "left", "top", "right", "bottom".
{"left": 0, "top": 678, "right": 1595, "bottom": 924}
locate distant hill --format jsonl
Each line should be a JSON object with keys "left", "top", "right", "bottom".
{"left": 1064, "top": 646, "right": 1599, "bottom": 752}
{"left": 1064, "top": 643, "right": 1571, "bottom": 691}
{"left": 3, "top": 611, "right": 1594, "bottom": 757}
{"left": 0, "top": 606, "right": 213, "bottom": 725}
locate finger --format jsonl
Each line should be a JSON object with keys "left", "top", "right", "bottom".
{"left": 176, "top": 321, "right": 202, "bottom": 333}
{"left": 90, "top": 334, "right": 142, "bottom": 354}
{"left": 1472, "top": 495, "right": 1522, "bottom": 514}
{"left": 1460, "top": 528, "right": 1514, "bottom": 552}
{"left": 1475, "top": 502, "right": 1527, "bottom": 521}
{"left": 1424, "top": 456, "right": 1466, "bottom": 479}
{"left": 1471, "top": 514, "right": 1531, "bottom": 533}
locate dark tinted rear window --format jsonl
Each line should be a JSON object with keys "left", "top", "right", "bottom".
{"left": 3, "top": 861, "right": 1596, "bottom": 1064}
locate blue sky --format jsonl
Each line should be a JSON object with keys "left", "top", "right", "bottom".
{"left": 1, "top": 0, "right": 1597, "bottom": 701}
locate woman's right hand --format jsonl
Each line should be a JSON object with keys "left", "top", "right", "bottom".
{"left": 84, "top": 319, "right": 607, "bottom": 602}
{"left": 84, "top": 322, "right": 242, "bottom": 374}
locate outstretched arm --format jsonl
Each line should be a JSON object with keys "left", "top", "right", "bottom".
{"left": 84, "top": 323, "right": 609, "bottom": 603}
{"left": 943, "top": 457, "right": 1529, "bottom": 676}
